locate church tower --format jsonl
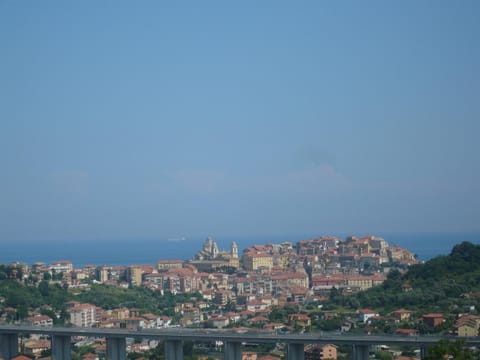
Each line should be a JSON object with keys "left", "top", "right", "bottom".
{"left": 231, "top": 241, "right": 238, "bottom": 259}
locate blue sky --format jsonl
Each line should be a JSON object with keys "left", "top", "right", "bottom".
{"left": 1, "top": 1, "right": 479, "bottom": 242}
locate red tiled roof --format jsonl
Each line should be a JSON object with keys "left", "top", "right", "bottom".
{"left": 248, "top": 316, "right": 269, "bottom": 322}
{"left": 359, "top": 309, "right": 377, "bottom": 314}
{"left": 423, "top": 313, "right": 444, "bottom": 318}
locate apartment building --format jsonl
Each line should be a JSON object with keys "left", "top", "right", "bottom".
{"left": 243, "top": 252, "right": 273, "bottom": 271}
{"left": 68, "top": 303, "right": 97, "bottom": 327}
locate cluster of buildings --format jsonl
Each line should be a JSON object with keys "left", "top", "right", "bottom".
{"left": 88, "top": 235, "right": 416, "bottom": 301}
{"left": 6, "top": 234, "right": 469, "bottom": 360}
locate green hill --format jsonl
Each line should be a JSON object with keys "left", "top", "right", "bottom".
{"left": 354, "top": 241, "right": 480, "bottom": 314}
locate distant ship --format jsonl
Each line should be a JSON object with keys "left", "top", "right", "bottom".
{"left": 167, "top": 237, "right": 187, "bottom": 242}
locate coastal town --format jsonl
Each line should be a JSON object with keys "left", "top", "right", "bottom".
{"left": 1, "top": 235, "right": 479, "bottom": 360}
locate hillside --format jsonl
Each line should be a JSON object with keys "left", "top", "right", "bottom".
{"left": 354, "top": 241, "right": 480, "bottom": 314}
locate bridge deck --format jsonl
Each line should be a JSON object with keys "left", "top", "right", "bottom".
{"left": 1, "top": 325, "right": 479, "bottom": 347}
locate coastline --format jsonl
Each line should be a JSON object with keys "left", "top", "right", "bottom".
{"left": 0, "top": 232, "right": 479, "bottom": 267}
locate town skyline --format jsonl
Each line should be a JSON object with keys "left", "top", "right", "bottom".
{"left": 2, "top": 231, "right": 479, "bottom": 267}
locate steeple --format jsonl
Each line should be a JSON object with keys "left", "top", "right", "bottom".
{"left": 231, "top": 241, "right": 238, "bottom": 259}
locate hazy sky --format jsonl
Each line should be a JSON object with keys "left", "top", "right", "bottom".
{"left": 1, "top": 1, "right": 479, "bottom": 242}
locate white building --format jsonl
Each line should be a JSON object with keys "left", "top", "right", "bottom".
{"left": 68, "top": 303, "right": 96, "bottom": 327}
{"left": 50, "top": 260, "right": 73, "bottom": 273}
{"left": 25, "top": 315, "right": 53, "bottom": 327}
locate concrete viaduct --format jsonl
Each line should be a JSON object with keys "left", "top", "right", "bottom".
{"left": 1, "top": 325, "right": 479, "bottom": 360}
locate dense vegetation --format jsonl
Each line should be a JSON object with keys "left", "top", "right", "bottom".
{"left": 423, "top": 339, "right": 480, "bottom": 360}
{"left": 0, "top": 279, "right": 69, "bottom": 322}
{"left": 74, "top": 284, "right": 202, "bottom": 317}
{"left": 0, "top": 278, "right": 201, "bottom": 323}
{"left": 323, "top": 242, "right": 480, "bottom": 316}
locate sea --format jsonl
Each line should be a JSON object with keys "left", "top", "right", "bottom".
{"left": 1, "top": 232, "right": 479, "bottom": 268}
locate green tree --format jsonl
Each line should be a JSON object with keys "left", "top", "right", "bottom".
{"left": 38, "top": 280, "right": 50, "bottom": 297}
{"left": 424, "top": 339, "right": 480, "bottom": 360}
{"left": 269, "top": 307, "right": 287, "bottom": 323}
{"left": 374, "top": 350, "right": 393, "bottom": 360}
{"left": 223, "top": 300, "right": 236, "bottom": 312}
{"left": 43, "top": 272, "right": 52, "bottom": 281}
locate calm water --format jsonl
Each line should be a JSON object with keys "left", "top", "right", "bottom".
{"left": 0, "top": 232, "right": 479, "bottom": 267}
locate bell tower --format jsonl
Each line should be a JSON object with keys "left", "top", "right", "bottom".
{"left": 231, "top": 241, "right": 238, "bottom": 259}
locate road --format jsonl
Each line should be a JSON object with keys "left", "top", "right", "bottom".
{"left": 1, "top": 325, "right": 479, "bottom": 347}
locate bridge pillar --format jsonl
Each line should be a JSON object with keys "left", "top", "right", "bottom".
{"left": 287, "top": 343, "right": 305, "bottom": 360}
{"left": 107, "top": 337, "right": 126, "bottom": 360}
{"left": 421, "top": 345, "right": 431, "bottom": 359}
{"left": 0, "top": 333, "right": 18, "bottom": 359}
{"left": 352, "top": 344, "right": 370, "bottom": 360}
{"left": 224, "top": 341, "right": 242, "bottom": 360}
{"left": 52, "top": 335, "right": 71, "bottom": 360}
{"left": 164, "top": 339, "right": 183, "bottom": 360}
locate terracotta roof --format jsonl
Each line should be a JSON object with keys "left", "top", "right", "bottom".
{"left": 26, "top": 315, "right": 52, "bottom": 322}
{"left": 359, "top": 309, "right": 377, "bottom": 314}
{"left": 248, "top": 316, "right": 269, "bottom": 322}
{"left": 243, "top": 252, "right": 272, "bottom": 258}
{"left": 423, "top": 313, "right": 444, "bottom": 318}
{"left": 392, "top": 308, "right": 414, "bottom": 314}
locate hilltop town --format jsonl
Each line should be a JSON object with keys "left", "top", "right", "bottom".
{"left": 3, "top": 236, "right": 480, "bottom": 359}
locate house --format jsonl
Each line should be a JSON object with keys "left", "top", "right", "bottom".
{"left": 180, "top": 307, "right": 200, "bottom": 327}
{"left": 210, "top": 316, "right": 229, "bottom": 328}
{"left": 305, "top": 344, "right": 338, "bottom": 360}
{"left": 358, "top": 309, "right": 379, "bottom": 323}
{"left": 128, "top": 342, "right": 150, "bottom": 353}
{"left": 123, "top": 317, "right": 146, "bottom": 330}
{"left": 247, "top": 316, "right": 269, "bottom": 325}
{"left": 242, "top": 252, "right": 273, "bottom": 271}
{"left": 246, "top": 300, "right": 268, "bottom": 312}
{"left": 50, "top": 260, "right": 73, "bottom": 273}
{"left": 158, "top": 316, "right": 172, "bottom": 327}
{"left": 68, "top": 303, "right": 97, "bottom": 327}
{"left": 23, "top": 339, "right": 51, "bottom": 356}
{"left": 456, "top": 315, "right": 480, "bottom": 337}
{"left": 263, "top": 322, "right": 286, "bottom": 332}
{"left": 344, "top": 274, "right": 386, "bottom": 291}
{"left": 239, "top": 310, "right": 255, "bottom": 319}
{"left": 340, "top": 320, "right": 354, "bottom": 333}
{"left": 391, "top": 309, "right": 414, "bottom": 322}
{"left": 289, "top": 286, "right": 308, "bottom": 304}
{"left": 458, "top": 322, "right": 479, "bottom": 337}
{"left": 111, "top": 308, "right": 130, "bottom": 320}
{"left": 422, "top": 313, "right": 445, "bottom": 328}
{"left": 242, "top": 352, "right": 257, "bottom": 360}
{"left": 10, "top": 356, "right": 35, "bottom": 360}
{"left": 25, "top": 315, "right": 53, "bottom": 327}
{"left": 311, "top": 275, "right": 345, "bottom": 290}
{"left": 225, "top": 312, "right": 241, "bottom": 324}
{"left": 319, "top": 344, "right": 338, "bottom": 359}
{"left": 288, "top": 313, "right": 311, "bottom": 328}
{"left": 214, "top": 290, "right": 235, "bottom": 306}
{"left": 157, "top": 259, "right": 183, "bottom": 270}
{"left": 395, "top": 328, "right": 418, "bottom": 336}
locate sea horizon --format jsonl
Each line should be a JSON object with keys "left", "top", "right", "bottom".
{"left": 1, "top": 231, "right": 479, "bottom": 268}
